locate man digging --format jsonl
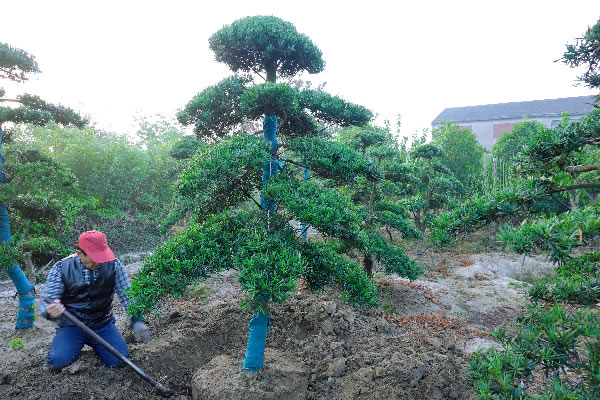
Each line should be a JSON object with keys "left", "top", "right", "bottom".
{"left": 39, "top": 230, "right": 150, "bottom": 370}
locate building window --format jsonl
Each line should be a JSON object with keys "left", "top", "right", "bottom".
{"left": 493, "top": 123, "right": 516, "bottom": 139}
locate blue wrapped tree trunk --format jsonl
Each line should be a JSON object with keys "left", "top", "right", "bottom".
{"left": 0, "top": 128, "right": 35, "bottom": 329}
{"left": 243, "top": 113, "right": 279, "bottom": 371}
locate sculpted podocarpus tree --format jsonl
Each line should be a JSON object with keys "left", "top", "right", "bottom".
{"left": 128, "top": 16, "right": 421, "bottom": 371}
{"left": 0, "top": 42, "right": 87, "bottom": 329}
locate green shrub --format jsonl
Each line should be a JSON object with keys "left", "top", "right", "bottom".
{"left": 468, "top": 304, "right": 600, "bottom": 399}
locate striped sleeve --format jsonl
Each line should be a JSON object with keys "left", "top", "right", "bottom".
{"left": 38, "top": 261, "right": 65, "bottom": 318}
{"left": 114, "top": 258, "right": 132, "bottom": 312}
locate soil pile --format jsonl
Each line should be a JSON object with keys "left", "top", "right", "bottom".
{"left": 0, "top": 250, "right": 555, "bottom": 399}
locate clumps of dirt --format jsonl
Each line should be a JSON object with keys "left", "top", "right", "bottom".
{"left": 189, "top": 290, "right": 472, "bottom": 400}
{"left": 376, "top": 277, "right": 441, "bottom": 305}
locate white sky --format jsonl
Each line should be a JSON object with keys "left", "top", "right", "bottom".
{"left": 2, "top": 0, "right": 599, "bottom": 139}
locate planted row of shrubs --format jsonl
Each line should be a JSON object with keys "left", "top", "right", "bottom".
{"left": 428, "top": 184, "right": 544, "bottom": 246}
{"left": 469, "top": 303, "right": 600, "bottom": 398}
{"left": 466, "top": 206, "right": 600, "bottom": 398}
{"left": 496, "top": 203, "right": 600, "bottom": 264}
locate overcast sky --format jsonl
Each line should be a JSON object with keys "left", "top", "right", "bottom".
{"left": 2, "top": 1, "right": 599, "bottom": 138}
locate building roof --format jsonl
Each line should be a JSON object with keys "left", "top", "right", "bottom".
{"left": 432, "top": 95, "right": 598, "bottom": 125}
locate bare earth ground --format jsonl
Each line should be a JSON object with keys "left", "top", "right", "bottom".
{"left": 0, "top": 242, "right": 556, "bottom": 400}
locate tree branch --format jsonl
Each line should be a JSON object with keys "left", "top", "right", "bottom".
{"left": 546, "top": 183, "right": 600, "bottom": 194}
{"left": 240, "top": 188, "right": 261, "bottom": 209}
{"left": 560, "top": 162, "right": 600, "bottom": 173}
{"left": 251, "top": 67, "right": 266, "bottom": 81}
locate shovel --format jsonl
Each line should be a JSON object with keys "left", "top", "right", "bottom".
{"left": 43, "top": 299, "right": 172, "bottom": 397}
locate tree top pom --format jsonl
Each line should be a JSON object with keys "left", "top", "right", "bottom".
{"left": 209, "top": 15, "right": 325, "bottom": 78}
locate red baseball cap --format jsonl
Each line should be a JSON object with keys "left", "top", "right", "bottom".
{"left": 70, "top": 230, "right": 116, "bottom": 263}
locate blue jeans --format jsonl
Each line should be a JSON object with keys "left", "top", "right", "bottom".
{"left": 47, "top": 317, "right": 129, "bottom": 369}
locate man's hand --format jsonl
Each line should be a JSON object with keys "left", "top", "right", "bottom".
{"left": 46, "top": 299, "right": 65, "bottom": 319}
{"left": 133, "top": 321, "right": 150, "bottom": 343}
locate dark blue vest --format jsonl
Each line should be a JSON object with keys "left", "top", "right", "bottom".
{"left": 58, "top": 254, "right": 116, "bottom": 330}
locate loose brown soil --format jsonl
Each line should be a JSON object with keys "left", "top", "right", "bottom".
{"left": 0, "top": 245, "right": 556, "bottom": 400}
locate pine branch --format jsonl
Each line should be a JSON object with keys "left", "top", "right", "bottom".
{"left": 560, "top": 162, "right": 600, "bottom": 173}
{"left": 546, "top": 183, "right": 600, "bottom": 194}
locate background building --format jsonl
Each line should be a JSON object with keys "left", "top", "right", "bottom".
{"left": 432, "top": 95, "right": 597, "bottom": 150}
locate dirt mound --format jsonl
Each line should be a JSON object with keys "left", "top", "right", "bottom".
{"left": 0, "top": 249, "right": 554, "bottom": 399}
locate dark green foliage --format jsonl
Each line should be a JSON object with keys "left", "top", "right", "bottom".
{"left": 0, "top": 106, "right": 52, "bottom": 126}
{"left": 373, "top": 200, "right": 422, "bottom": 240}
{"left": 177, "top": 75, "right": 250, "bottom": 140}
{"left": 529, "top": 251, "right": 600, "bottom": 305}
{"left": 209, "top": 16, "right": 324, "bottom": 78}
{"left": 468, "top": 304, "right": 600, "bottom": 399}
{"left": 299, "top": 90, "right": 373, "bottom": 127}
{"left": 127, "top": 209, "right": 379, "bottom": 316}
{"left": 178, "top": 78, "right": 373, "bottom": 143}
{"left": 515, "top": 110, "right": 600, "bottom": 203}
{"left": 400, "top": 143, "right": 465, "bottom": 231}
{"left": 286, "top": 137, "right": 382, "bottom": 183}
{"left": 429, "top": 183, "right": 544, "bottom": 246}
{"left": 240, "top": 82, "right": 300, "bottom": 119}
{"left": 496, "top": 203, "right": 600, "bottom": 264}
{"left": 411, "top": 143, "right": 443, "bottom": 160}
{"left": 431, "top": 122, "right": 486, "bottom": 190}
{"left": 0, "top": 42, "right": 40, "bottom": 82}
{"left": 127, "top": 212, "right": 244, "bottom": 316}
{"left": 561, "top": 17, "right": 600, "bottom": 91}
{"left": 381, "top": 160, "right": 419, "bottom": 188}
{"left": 177, "top": 135, "right": 271, "bottom": 219}
{"left": 0, "top": 143, "right": 80, "bottom": 245}
{"left": 16, "top": 94, "right": 88, "bottom": 128}
{"left": 493, "top": 120, "right": 546, "bottom": 165}
{"left": 298, "top": 240, "right": 378, "bottom": 307}
{"left": 358, "top": 229, "right": 423, "bottom": 280}
{"left": 520, "top": 110, "right": 599, "bottom": 169}
{"left": 20, "top": 236, "right": 64, "bottom": 259}
{"left": 263, "top": 172, "right": 364, "bottom": 240}
{"left": 0, "top": 241, "right": 21, "bottom": 271}
{"left": 169, "top": 135, "right": 205, "bottom": 160}
{"left": 278, "top": 109, "right": 320, "bottom": 138}
{"left": 135, "top": 16, "right": 421, "bottom": 322}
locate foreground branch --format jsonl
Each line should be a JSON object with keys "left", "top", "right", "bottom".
{"left": 561, "top": 162, "right": 600, "bottom": 173}
{"left": 546, "top": 183, "right": 600, "bottom": 194}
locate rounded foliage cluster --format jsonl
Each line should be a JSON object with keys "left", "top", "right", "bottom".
{"left": 209, "top": 16, "right": 325, "bottom": 78}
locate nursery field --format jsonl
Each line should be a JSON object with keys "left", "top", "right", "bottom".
{"left": 0, "top": 236, "right": 558, "bottom": 400}
{"left": 0, "top": 12, "right": 598, "bottom": 400}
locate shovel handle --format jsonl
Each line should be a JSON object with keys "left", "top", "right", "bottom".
{"left": 43, "top": 298, "right": 172, "bottom": 397}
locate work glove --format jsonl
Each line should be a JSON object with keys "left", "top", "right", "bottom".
{"left": 133, "top": 321, "right": 150, "bottom": 343}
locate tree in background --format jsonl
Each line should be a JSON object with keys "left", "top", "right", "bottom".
{"left": 0, "top": 42, "right": 87, "bottom": 329}
{"left": 431, "top": 121, "right": 486, "bottom": 191}
{"left": 493, "top": 120, "right": 546, "bottom": 166}
{"left": 128, "top": 16, "right": 421, "bottom": 373}
{"left": 23, "top": 117, "right": 186, "bottom": 252}
{"left": 404, "top": 143, "right": 464, "bottom": 231}
{"left": 336, "top": 125, "right": 422, "bottom": 275}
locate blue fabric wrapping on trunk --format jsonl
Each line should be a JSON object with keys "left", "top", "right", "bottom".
{"left": 242, "top": 312, "right": 270, "bottom": 371}
{"left": 0, "top": 128, "right": 35, "bottom": 329}
{"left": 301, "top": 168, "right": 310, "bottom": 238}
{"left": 260, "top": 114, "right": 278, "bottom": 211}
{"left": 7, "top": 262, "right": 35, "bottom": 329}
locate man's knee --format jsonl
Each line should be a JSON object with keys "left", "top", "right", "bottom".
{"left": 46, "top": 350, "right": 78, "bottom": 370}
